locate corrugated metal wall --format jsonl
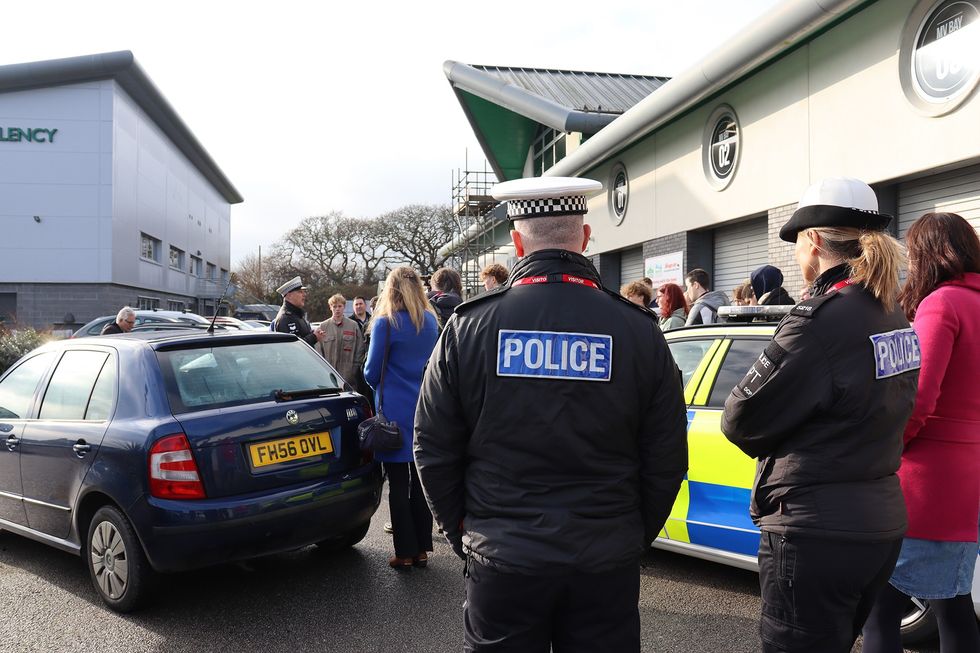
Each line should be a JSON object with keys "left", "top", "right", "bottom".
{"left": 712, "top": 217, "right": 769, "bottom": 295}
{"left": 620, "top": 246, "right": 645, "bottom": 283}
{"left": 898, "top": 164, "right": 980, "bottom": 238}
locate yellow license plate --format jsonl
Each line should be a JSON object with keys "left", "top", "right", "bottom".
{"left": 249, "top": 432, "right": 334, "bottom": 468}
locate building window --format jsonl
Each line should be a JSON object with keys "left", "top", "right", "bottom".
{"left": 220, "top": 268, "right": 229, "bottom": 285}
{"left": 532, "top": 128, "right": 568, "bottom": 176}
{"left": 206, "top": 262, "right": 217, "bottom": 280}
{"left": 169, "top": 246, "right": 185, "bottom": 270}
{"left": 168, "top": 300, "right": 185, "bottom": 311}
{"left": 190, "top": 256, "right": 202, "bottom": 277}
{"left": 140, "top": 233, "right": 161, "bottom": 262}
{"left": 137, "top": 296, "right": 160, "bottom": 310}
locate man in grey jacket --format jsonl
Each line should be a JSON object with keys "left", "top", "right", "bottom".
{"left": 684, "top": 268, "right": 730, "bottom": 325}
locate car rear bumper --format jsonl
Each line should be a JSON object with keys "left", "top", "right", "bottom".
{"left": 132, "top": 464, "right": 383, "bottom": 572}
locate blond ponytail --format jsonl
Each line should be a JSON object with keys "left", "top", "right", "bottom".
{"left": 851, "top": 231, "right": 905, "bottom": 307}
{"left": 811, "top": 227, "right": 905, "bottom": 307}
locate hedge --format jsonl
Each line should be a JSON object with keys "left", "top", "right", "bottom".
{"left": 0, "top": 328, "right": 47, "bottom": 376}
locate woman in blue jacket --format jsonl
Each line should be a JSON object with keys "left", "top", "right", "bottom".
{"left": 365, "top": 266, "right": 440, "bottom": 569}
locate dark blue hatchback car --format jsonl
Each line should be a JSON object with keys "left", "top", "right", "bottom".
{"left": 0, "top": 330, "right": 382, "bottom": 612}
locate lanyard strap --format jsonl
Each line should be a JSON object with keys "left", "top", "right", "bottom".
{"left": 512, "top": 274, "right": 600, "bottom": 289}
{"left": 829, "top": 278, "right": 855, "bottom": 294}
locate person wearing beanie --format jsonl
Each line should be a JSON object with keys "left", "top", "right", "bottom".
{"left": 750, "top": 265, "right": 794, "bottom": 306}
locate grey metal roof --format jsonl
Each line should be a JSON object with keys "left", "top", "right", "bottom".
{"left": 0, "top": 51, "right": 243, "bottom": 204}
{"left": 468, "top": 65, "right": 668, "bottom": 115}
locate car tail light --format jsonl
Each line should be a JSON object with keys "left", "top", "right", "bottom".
{"left": 149, "top": 434, "right": 206, "bottom": 499}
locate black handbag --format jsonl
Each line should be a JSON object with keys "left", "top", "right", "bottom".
{"left": 357, "top": 322, "right": 404, "bottom": 452}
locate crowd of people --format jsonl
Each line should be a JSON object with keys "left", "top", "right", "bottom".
{"left": 156, "top": 173, "right": 975, "bottom": 653}
{"left": 619, "top": 262, "right": 798, "bottom": 333}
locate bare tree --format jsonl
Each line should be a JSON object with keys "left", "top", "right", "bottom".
{"left": 232, "top": 252, "right": 277, "bottom": 305}
{"left": 257, "top": 204, "right": 456, "bottom": 316}
{"left": 279, "top": 212, "right": 363, "bottom": 286}
{"left": 346, "top": 217, "right": 391, "bottom": 283}
{"left": 376, "top": 204, "right": 456, "bottom": 275}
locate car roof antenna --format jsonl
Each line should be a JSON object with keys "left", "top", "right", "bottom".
{"left": 208, "top": 280, "right": 235, "bottom": 335}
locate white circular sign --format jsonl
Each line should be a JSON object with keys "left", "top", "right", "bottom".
{"left": 913, "top": 0, "right": 979, "bottom": 102}
{"left": 900, "top": 0, "right": 980, "bottom": 115}
{"left": 702, "top": 105, "right": 741, "bottom": 190}
{"left": 608, "top": 163, "right": 629, "bottom": 225}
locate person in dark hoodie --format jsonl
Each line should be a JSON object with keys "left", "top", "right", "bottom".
{"left": 684, "top": 268, "right": 730, "bottom": 325}
{"left": 426, "top": 267, "right": 463, "bottom": 327}
{"left": 750, "top": 265, "right": 795, "bottom": 306}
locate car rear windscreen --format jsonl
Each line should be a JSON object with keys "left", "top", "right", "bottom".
{"left": 157, "top": 340, "right": 344, "bottom": 413}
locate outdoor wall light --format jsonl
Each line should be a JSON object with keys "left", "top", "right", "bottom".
{"left": 33, "top": 215, "right": 41, "bottom": 223}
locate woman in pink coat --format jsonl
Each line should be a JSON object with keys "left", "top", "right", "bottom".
{"left": 863, "top": 212, "right": 980, "bottom": 652}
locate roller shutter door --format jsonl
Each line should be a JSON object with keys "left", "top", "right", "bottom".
{"left": 620, "top": 246, "right": 644, "bottom": 283}
{"left": 712, "top": 217, "right": 769, "bottom": 295}
{"left": 898, "top": 164, "right": 980, "bottom": 238}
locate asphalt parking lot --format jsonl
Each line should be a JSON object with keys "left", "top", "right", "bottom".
{"left": 0, "top": 496, "right": 939, "bottom": 653}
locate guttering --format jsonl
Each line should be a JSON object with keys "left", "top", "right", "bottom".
{"left": 437, "top": 220, "right": 491, "bottom": 260}
{"left": 0, "top": 51, "right": 243, "bottom": 204}
{"left": 547, "top": 0, "right": 874, "bottom": 179}
{"left": 444, "top": 61, "right": 619, "bottom": 135}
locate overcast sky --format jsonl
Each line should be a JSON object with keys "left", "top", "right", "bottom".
{"left": 2, "top": 0, "right": 780, "bottom": 264}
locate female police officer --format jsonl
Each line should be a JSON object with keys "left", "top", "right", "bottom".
{"left": 721, "top": 177, "right": 920, "bottom": 653}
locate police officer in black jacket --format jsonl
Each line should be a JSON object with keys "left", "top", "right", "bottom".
{"left": 415, "top": 177, "right": 688, "bottom": 653}
{"left": 272, "top": 276, "right": 323, "bottom": 346}
{"left": 721, "top": 178, "right": 920, "bottom": 653}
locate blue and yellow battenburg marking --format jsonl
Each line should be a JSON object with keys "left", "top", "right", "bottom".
{"left": 658, "top": 408, "right": 760, "bottom": 556}
{"left": 496, "top": 329, "right": 613, "bottom": 382}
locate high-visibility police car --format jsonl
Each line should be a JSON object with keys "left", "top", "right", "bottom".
{"left": 656, "top": 306, "right": 979, "bottom": 644}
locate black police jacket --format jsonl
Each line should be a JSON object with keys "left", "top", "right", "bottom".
{"left": 414, "top": 249, "right": 688, "bottom": 574}
{"left": 273, "top": 300, "right": 317, "bottom": 346}
{"left": 721, "top": 264, "right": 918, "bottom": 541}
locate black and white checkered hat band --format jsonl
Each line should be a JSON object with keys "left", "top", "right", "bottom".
{"left": 507, "top": 195, "right": 588, "bottom": 219}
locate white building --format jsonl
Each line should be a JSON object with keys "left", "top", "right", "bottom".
{"left": 0, "top": 51, "right": 242, "bottom": 329}
{"left": 443, "top": 0, "right": 979, "bottom": 297}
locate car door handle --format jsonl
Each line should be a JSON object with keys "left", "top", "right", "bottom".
{"left": 5, "top": 435, "right": 19, "bottom": 451}
{"left": 72, "top": 440, "right": 92, "bottom": 457}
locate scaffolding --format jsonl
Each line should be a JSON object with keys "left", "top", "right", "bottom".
{"left": 448, "top": 155, "right": 511, "bottom": 298}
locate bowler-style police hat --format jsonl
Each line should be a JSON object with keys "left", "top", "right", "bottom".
{"left": 276, "top": 276, "right": 306, "bottom": 297}
{"left": 779, "top": 177, "right": 892, "bottom": 243}
{"left": 492, "top": 177, "right": 603, "bottom": 220}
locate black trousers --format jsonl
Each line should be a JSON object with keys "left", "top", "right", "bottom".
{"left": 863, "top": 582, "right": 980, "bottom": 653}
{"left": 463, "top": 559, "right": 640, "bottom": 653}
{"left": 382, "top": 461, "right": 432, "bottom": 558}
{"left": 758, "top": 530, "right": 903, "bottom": 653}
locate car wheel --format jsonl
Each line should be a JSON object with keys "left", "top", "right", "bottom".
{"left": 899, "top": 596, "right": 937, "bottom": 645}
{"left": 314, "top": 520, "right": 371, "bottom": 554}
{"left": 86, "top": 505, "right": 153, "bottom": 612}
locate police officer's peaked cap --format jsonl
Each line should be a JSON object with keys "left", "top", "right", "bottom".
{"left": 492, "top": 177, "right": 603, "bottom": 220}
{"left": 276, "top": 276, "right": 306, "bottom": 296}
{"left": 779, "top": 177, "right": 892, "bottom": 243}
